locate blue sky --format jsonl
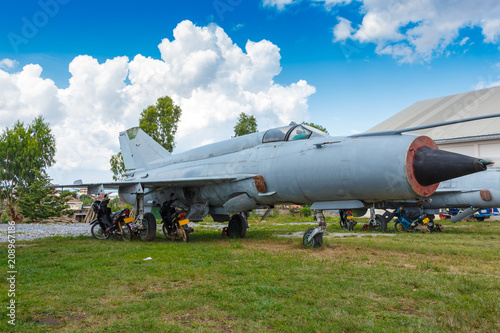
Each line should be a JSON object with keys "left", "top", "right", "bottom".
{"left": 1, "top": 0, "right": 500, "bottom": 183}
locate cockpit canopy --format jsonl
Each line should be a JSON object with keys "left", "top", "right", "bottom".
{"left": 262, "top": 123, "right": 328, "bottom": 143}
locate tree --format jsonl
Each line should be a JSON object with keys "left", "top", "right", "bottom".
{"left": 139, "top": 96, "right": 182, "bottom": 153}
{"left": 110, "top": 96, "right": 182, "bottom": 180}
{"left": 234, "top": 113, "right": 258, "bottom": 137}
{"left": 302, "top": 121, "right": 329, "bottom": 134}
{"left": 110, "top": 152, "right": 125, "bottom": 181}
{"left": 0, "top": 116, "right": 56, "bottom": 222}
{"left": 17, "top": 175, "right": 73, "bottom": 221}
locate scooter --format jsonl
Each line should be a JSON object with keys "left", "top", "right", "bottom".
{"left": 393, "top": 207, "right": 438, "bottom": 233}
{"left": 90, "top": 196, "right": 133, "bottom": 241}
{"left": 160, "top": 194, "right": 192, "bottom": 242}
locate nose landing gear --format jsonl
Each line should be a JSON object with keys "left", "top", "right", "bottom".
{"left": 302, "top": 211, "right": 326, "bottom": 248}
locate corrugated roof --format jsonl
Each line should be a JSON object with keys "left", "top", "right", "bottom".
{"left": 367, "top": 86, "right": 500, "bottom": 140}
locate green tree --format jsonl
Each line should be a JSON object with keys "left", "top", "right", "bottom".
{"left": 139, "top": 96, "right": 182, "bottom": 152}
{"left": 0, "top": 117, "right": 56, "bottom": 222}
{"left": 17, "top": 175, "right": 73, "bottom": 221}
{"left": 79, "top": 194, "right": 94, "bottom": 206}
{"left": 302, "top": 122, "right": 329, "bottom": 134}
{"left": 110, "top": 152, "right": 125, "bottom": 181}
{"left": 234, "top": 113, "right": 258, "bottom": 137}
{"left": 111, "top": 96, "right": 182, "bottom": 180}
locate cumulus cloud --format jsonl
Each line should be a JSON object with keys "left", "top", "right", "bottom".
{"left": 269, "top": 0, "right": 500, "bottom": 63}
{"left": 0, "top": 58, "right": 18, "bottom": 70}
{"left": 0, "top": 20, "right": 315, "bottom": 183}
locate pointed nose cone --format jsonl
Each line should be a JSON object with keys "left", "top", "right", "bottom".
{"left": 413, "top": 146, "right": 490, "bottom": 186}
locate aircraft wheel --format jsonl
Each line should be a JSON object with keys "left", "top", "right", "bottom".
{"left": 118, "top": 221, "right": 132, "bottom": 241}
{"left": 394, "top": 221, "right": 405, "bottom": 233}
{"left": 369, "top": 214, "right": 388, "bottom": 232}
{"left": 91, "top": 223, "right": 109, "bottom": 240}
{"left": 228, "top": 214, "right": 247, "bottom": 238}
{"left": 475, "top": 216, "right": 485, "bottom": 222}
{"left": 303, "top": 228, "right": 322, "bottom": 248}
{"left": 140, "top": 213, "right": 157, "bottom": 241}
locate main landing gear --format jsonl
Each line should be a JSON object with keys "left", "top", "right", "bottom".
{"left": 303, "top": 211, "right": 326, "bottom": 248}
{"left": 225, "top": 213, "right": 248, "bottom": 238}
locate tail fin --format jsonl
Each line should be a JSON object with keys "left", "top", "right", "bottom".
{"left": 119, "top": 127, "right": 170, "bottom": 171}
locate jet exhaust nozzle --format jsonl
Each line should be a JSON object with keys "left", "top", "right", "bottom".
{"left": 413, "top": 146, "right": 489, "bottom": 186}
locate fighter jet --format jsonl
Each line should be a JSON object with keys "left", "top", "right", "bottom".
{"left": 62, "top": 113, "right": 499, "bottom": 247}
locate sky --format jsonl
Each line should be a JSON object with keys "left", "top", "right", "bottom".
{"left": 1, "top": 0, "right": 500, "bottom": 184}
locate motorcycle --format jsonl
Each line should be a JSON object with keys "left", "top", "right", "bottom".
{"left": 339, "top": 209, "right": 357, "bottom": 231}
{"left": 90, "top": 196, "right": 134, "bottom": 241}
{"left": 393, "top": 207, "right": 439, "bottom": 233}
{"left": 160, "top": 194, "right": 191, "bottom": 242}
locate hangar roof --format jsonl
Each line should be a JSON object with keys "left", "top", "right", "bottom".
{"left": 367, "top": 86, "right": 500, "bottom": 141}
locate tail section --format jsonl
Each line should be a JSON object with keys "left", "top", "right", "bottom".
{"left": 119, "top": 127, "right": 171, "bottom": 171}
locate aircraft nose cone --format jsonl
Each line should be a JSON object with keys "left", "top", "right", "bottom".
{"left": 413, "top": 146, "right": 489, "bottom": 186}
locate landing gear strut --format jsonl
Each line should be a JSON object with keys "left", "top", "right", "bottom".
{"left": 303, "top": 211, "right": 326, "bottom": 248}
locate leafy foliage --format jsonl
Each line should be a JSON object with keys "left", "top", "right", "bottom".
{"left": 234, "top": 112, "right": 258, "bottom": 137}
{"left": 139, "top": 96, "right": 182, "bottom": 153}
{"left": 109, "top": 152, "right": 125, "bottom": 181}
{"left": 17, "top": 175, "right": 73, "bottom": 221}
{"left": 79, "top": 194, "right": 94, "bottom": 206}
{"left": 0, "top": 116, "right": 56, "bottom": 222}
{"left": 302, "top": 121, "right": 329, "bottom": 134}
{"left": 111, "top": 96, "right": 182, "bottom": 180}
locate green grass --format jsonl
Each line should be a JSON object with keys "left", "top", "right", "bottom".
{"left": 1, "top": 217, "right": 499, "bottom": 332}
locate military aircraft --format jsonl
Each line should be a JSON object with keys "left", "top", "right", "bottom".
{"left": 61, "top": 113, "right": 500, "bottom": 247}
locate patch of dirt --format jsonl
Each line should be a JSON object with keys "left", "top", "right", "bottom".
{"left": 164, "top": 306, "right": 235, "bottom": 332}
{"left": 31, "top": 314, "right": 64, "bottom": 328}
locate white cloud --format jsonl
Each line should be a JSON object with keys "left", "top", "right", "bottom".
{"left": 262, "top": 0, "right": 298, "bottom": 11}
{"left": 0, "top": 58, "right": 18, "bottom": 70}
{"left": 332, "top": 17, "right": 355, "bottom": 42}
{"left": 271, "top": 0, "right": 500, "bottom": 63}
{"left": 0, "top": 20, "right": 315, "bottom": 184}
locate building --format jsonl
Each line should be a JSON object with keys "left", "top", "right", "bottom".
{"left": 367, "top": 86, "right": 500, "bottom": 165}
{"left": 67, "top": 199, "right": 83, "bottom": 211}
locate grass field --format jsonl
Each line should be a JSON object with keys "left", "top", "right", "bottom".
{"left": 1, "top": 216, "right": 499, "bottom": 332}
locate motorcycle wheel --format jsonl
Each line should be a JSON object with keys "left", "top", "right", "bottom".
{"left": 180, "top": 226, "right": 189, "bottom": 242}
{"left": 162, "top": 223, "right": 175, "bottom": 241}
{"left": 394, "top": 221, "right": 406, "bottom": 233}
{"left": 339, "top": 218, "right": 348, "bottom": 231}
{"left": 118, "top": 221, "right": 132, "bottom": 241}
{"left": 91, "top": 223, "right": 110, "bottom": 240}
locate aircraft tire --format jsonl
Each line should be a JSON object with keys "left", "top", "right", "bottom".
{"left": 369, "top": 214, "right": 388, "bottom": 232}
{"left": 91, "top": 223, "right": 110, "bottom": 240}
{"left": 228, "top": 214, "right": 247, "bottom": 238}
{"left": 302, "top": 228, "right": 322, "bottom": 248}
{"left": 140, "top": 213, "right": 157, "bottom": 241}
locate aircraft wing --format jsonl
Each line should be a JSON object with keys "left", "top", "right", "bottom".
{"left": 55, "top": 175, "right": 247, "bottom": 193}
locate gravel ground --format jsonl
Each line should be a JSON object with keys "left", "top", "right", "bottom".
{"left": 0, "top": 223, "right": 92, "bottom": 242}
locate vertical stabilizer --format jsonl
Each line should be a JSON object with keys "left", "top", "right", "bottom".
{"left": 119, "top": 127, "right": 171, "bottom": 171}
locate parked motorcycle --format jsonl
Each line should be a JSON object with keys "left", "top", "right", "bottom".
{"left": 393, "top": 207, "right": 439, "bottom": 233}
{"left": 90, "top": 196, "right": 133, "bottom": 241}
{"left": 160, "top": 194, "right": 191, "bottom": 242}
